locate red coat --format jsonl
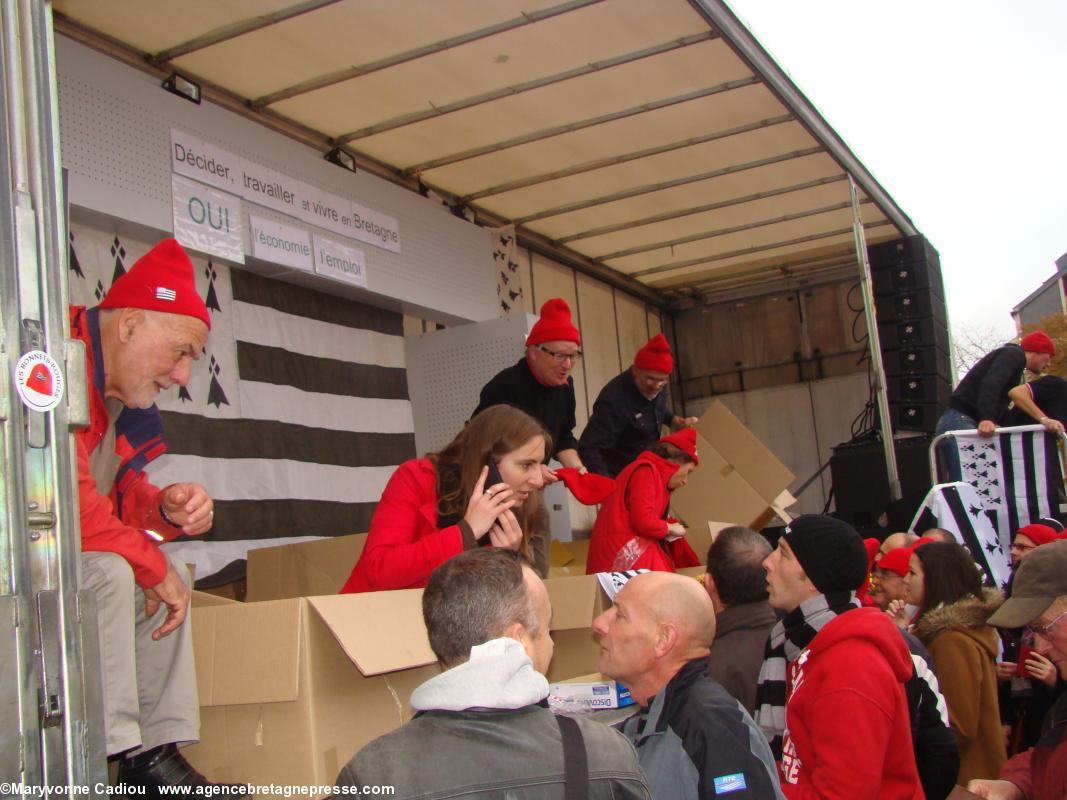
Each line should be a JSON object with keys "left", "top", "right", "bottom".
{"left": 341, "top": 458, "right": 466, "bottom": 593}
{"left": 72, "top": 307, "right": 183, "bottom": 588}
{"left": 586, "top": 451, "right": 697, "bottom": 574}
{"left": 780, "top": 608, "right": 924, "bottom": 799}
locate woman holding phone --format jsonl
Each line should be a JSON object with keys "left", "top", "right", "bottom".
{"left": 341, "top": 405, "right": 551, "bottom": 592}
{"left": 903, "top": 541, "right": 1006, "bottom": 785}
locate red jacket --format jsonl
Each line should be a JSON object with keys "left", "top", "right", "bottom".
{"left": 586, "top": 451, "right": 697, "bottom": 574}
{"left": 341, "top": 458, "right": 466, "bottom": 593}
{"left": 999, "top": 690, "right": 1067, "bottom": 800}
{"left": 780, "top": 607, "right": 924, "bottom": 799}
{"left": 72, "top": 307, "right": 182, "bottom": 588}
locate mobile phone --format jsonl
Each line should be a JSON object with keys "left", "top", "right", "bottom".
{"left": 1016, "top": 643, "right": 1033, "bottom": 676}
{"left": 485, "top": 459, "right": 504, "bottom": 492}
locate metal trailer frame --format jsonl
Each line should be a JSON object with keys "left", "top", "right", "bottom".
{"left": 2, "top": 0, "right": 105, "bottom": 795}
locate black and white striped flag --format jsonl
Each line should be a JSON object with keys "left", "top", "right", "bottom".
{"left": 910, "top": 482, "right": 1010, "bottom": 590}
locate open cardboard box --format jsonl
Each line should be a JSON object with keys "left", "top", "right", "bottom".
{"left": 670, "top": 400, "right": 796, "bottom": 531}
{"left": 184, "top": 574, "right": 613, "bottom": 794}
{"left": 245, "top": 533, "right": 367, "bottom": 602}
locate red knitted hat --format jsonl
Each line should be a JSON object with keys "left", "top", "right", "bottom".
{"left": 633, "top": 333, "right": 673, "bottom": 374}
{"left": 526, "top": 298, "right": 580, "bottom": 347}
{"left": 100, "top": 238, "right": 210, "bottom": 329}
{"left": 660, "top": 427, "right": 698, "bottom": 465}
{"left": 556, "top": 468, "right": 615, "bottom": 505}
{"left": 877, "top": 547, "right": 915, "bottom": 577}
{"left": 1021, "top": 331, "right": 1055, "bottom": 355}
{"left": 863, "top": 538, "right": 881, "bottom": 571}
{"left": 1015, "top": 523, "right": 1061, "bottom": 547}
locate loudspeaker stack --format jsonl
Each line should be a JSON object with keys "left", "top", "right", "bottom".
{"left": 868, "top": 235, "right": 951, "bottom": 433}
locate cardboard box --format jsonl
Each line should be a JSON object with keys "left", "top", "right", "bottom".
{"left": 245, "top": 534, "right": 367, "bottom": 602}
{"left": 670, "top": 401, "right": 796, "bottom": 531}
{"left": 184, "top": 574, "right": 611, "bottom": 793}
{"left": 547, "top": 538, "right": 591, "bottom": 578}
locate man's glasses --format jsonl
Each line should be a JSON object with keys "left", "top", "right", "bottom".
{"left": 538, "top": 345, "right": 582, "bottom": 364}
{"left": 1027, "top": 608, "right": 1067, "bottom": 639}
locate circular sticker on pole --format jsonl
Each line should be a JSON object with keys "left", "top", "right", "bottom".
{"left": 14, "top": 350, "right": 64, "bottom": 412}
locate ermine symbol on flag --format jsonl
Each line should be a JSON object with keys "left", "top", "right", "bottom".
{"left": 156, "top": 286, "right": 177, "bottom": 301}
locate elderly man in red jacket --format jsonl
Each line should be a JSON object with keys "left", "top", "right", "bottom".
{"left": 72, "top": 239, "right": 234, "bottom": 792}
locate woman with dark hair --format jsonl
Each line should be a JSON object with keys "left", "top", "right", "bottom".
{"left": 341, "top": 405, "right": 551, "bottom": 592}
{"left": 904, "top": 541, "right": 1006, "bottom": 785}
{"left": 586, "top": 429, "right": 700, "bottom": 573}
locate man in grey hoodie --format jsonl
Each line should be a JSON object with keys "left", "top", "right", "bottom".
{"left": 332, "top": 548, "right": 651, "bottom": 799}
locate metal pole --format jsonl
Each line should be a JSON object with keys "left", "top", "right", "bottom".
{"left": 848, "top": 175, "right": 901, "bottom": 501}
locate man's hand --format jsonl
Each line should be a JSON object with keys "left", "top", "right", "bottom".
{"left": 540, "top": 463, "right": 560, "bottom": 484}
{"left": 673, "top": 416, "right": 698, "bottom": 430}
{"left": 143, "top": 563, "right": 190, "bottom": 640}
{"left": 965, "top": 779, "right": 1023, "bottom": 800}
{"left": 160, "top": 482, "right": 214, "bottom": 535}
{"left": 1024, "top": 650, "right": 1058, "bottom": 686}
{"left": 1040, "top": 416, "right": 1065, "bottom": 435}
{"left": 978, "top": 419, "right": 997, "bottom": 438}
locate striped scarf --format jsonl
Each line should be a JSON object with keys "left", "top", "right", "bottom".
{"left": 753, "top": 591, "right": 858, "bottom": 758}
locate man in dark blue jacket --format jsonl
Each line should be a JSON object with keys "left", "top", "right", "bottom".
{"left": 579, "top": 333, "right": 696, "bottom": 477}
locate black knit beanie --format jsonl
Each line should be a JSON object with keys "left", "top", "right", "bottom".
{"left": 782, "top": 515, "right": 869, "bottom": 594}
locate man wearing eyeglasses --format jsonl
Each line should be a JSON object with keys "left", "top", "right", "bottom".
{"left": 474, "top": 298, "right": 587, "bottom": 481}
{"left": 579, "top": 333, "right": 698, "bottom": 477}
{"left": 968, "top": 539, "right": 1067, "bottom": 799}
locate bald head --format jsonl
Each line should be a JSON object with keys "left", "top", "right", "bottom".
{"left": 593, "top": 572, "right": 716, "bottom": 702}
{"left": 879, "top": 531, "right": 918, "bottom": 558}
{"left": 630, "top": 572, "right": 716, "bottom": 649}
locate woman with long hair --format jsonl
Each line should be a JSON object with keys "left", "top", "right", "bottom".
{"left": 904, "top": 541, "right": 1006, "bottom": 785}
{"left": 586, "top": 428, "right": 700, "bottom": 574}
{"left": 341, "top": 405, "right": 550, "bottom": 592}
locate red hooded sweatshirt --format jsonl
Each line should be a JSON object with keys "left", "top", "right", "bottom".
{"left": 780, "top": 607, "right": 924, "bottom": 799}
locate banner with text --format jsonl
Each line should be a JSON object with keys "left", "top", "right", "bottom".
{"left": 249, "top": 215, "right": 313, "bottom": 271}
{"left": 171, "top": 129, "right": 401, "bottom": 255}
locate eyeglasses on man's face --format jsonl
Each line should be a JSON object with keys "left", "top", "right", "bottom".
{"left": 538, "top": 345, "right": 582, "bottom": 364}
{"left": 1027, "top": 608, "right": 1067, "bottom": 640}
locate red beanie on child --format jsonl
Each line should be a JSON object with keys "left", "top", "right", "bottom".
{"left": 660, "top": 427, "right": 698, "bottom": 465}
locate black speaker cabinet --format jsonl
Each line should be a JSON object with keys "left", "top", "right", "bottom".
{"left": 873, "top": 259, "right": 945, "bottom": 300}
{"left": 831, "top": 435, "right": 933, "bottom": 531}
{"left": 893, "top": 401, "right": 943, "bottom": 433}
{"left": 879, "top": 316, "right": 951, "bottom": 352}
{"left": 877, "top": 290, "right": 948, "bottom": 324}
{"left": 886, "top": 375, "right": 952, "bottom": 407}
{"left": 884, "top": 346, "right": 952, "bottom": 381}
{"left": 868, "top": 235, "right": 941, "bottom": 270}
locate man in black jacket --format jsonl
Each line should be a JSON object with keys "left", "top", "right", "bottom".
{"left": 935, "top": 331, "right": 1055, "bottom": 478}
{"left": 594, "top": 571, "right": 783, "bottom": 800}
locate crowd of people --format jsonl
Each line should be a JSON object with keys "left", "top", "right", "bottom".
{"left": 74, "top": 237, "right": 1067, "bottom": 798}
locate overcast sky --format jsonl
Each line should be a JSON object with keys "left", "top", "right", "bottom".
{"left": 724, "top": 0, "right": 1067, "bottom": 340}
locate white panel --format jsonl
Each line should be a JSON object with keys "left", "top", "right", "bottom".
{"left": 56, "top": 37, "right": 496, "bottom": 324}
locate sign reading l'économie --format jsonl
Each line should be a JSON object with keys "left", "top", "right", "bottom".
{"left": 249, "top": 215, "right": 313, "bottom": 271}
{"left": 170, "top": 129, "right": 401, "bottom": 255}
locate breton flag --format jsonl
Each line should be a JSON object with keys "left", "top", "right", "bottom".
{"left": 948, "top": 425, "right": 1064, "bottom": 550}
{"left": 910, "top": 482, "right": 1011, "bottom": 590}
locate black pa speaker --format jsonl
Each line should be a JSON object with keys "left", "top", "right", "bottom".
{"left": 830, "top": 435, "right": 933, "bottom": 533}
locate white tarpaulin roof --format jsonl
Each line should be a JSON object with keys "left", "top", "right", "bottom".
{"left": 53, "top": 0, "right": 918, "bottom": 305}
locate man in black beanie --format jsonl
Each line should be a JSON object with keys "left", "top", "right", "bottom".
{"left": 753, "top": 515, "right": 925, "bottom": 798}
